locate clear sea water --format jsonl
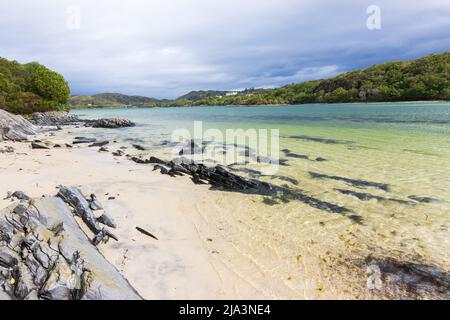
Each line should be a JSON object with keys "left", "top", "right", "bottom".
{"left": 71, "top": 103, "right": 450, "bottom": 296}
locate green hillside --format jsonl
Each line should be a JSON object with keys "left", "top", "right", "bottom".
{"left": 69, "top": 93, "right": 161, "bottom": 109}
{"left": 146, "top": 52, "right": 450, "bottom": 107}
{"left": 0, "top": 57, "right": 70, "bottom": 114}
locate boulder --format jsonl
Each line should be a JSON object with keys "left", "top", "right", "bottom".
{"left": 31, "top": 112, "right": 82, "bottom": 126}
{"left": 0, "top": 195, "right": 142, "bottom": 300}
{"left": 0, "top": 109, "right": 39, "bottom": 141}
{"left": 87, "top": 118, "right": 135, "bottom": 129}
{"left": 31, "top": 142, "right": 50, "bottom": 150}
{"left": 73, "top": 137, "right": 97, "bottom": 144}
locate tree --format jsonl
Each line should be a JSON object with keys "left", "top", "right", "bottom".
{"left": 26, "top": 64, "right": 70, "bottom": 106}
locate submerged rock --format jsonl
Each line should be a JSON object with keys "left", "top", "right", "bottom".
{"left": 366, "top": 257, "right": 450, "bottom": 299}
{"left": 336, "top": 189, "right": 416, "bottom": 206}
{"left": 289, "top": 135, "right": 353, "bottom": 145}
{"left": 137, "top": 156, "right": 358, "bottom": 221}
{"left": 408, "top": 195, "right": 441, "bottom": 204}
{"left": 178, "top": 139, "right": 203, "bottom": 156}
{"left": 309, "top": 172, "right": 390, "bottom": 192}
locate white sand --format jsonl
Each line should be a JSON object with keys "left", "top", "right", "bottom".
{"left": 1, "top": 128, "right": 373, "bottom": 300}
{"left": 1, "top": 133, "right": 272, "bottom": 299}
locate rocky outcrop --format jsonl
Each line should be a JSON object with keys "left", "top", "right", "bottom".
{"left": 0, "top": 109, "right": 39, "bottom": 141}
{"left": 86, "top": 118, "right": 135, "bottom": 128}
{"left": 131, "top": 156, "right": 360, "bottom": 221}
{"left": 29, "top": 111, "right": 135, "bottom": 130}
{"left": 0, "top": 187, "right": 141, "bottom": 300}
{"left": 31, "top": 112, "right": 82, "bottom": 126}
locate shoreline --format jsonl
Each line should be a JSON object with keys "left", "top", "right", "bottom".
{"left": 1, "top": 125, "right": 374, "bottom": 299}
{"left": 69, "top": 100, "right": 450, "bottom": 110}
{"left": 1, "top": 111, "right": 449, "bottom": 300}
{"left": 0, "top": 131, "right": 270, "bottom": 299}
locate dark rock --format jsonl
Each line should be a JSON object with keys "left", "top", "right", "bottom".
{"left": 88, "top": 194, "right": 103, "bottom": 211}
{"left": 112, "top": 150, "right": 125, "bottom": 157}
{"left": 136, "top": 227, "right": 158, "bottom": 240}
{"left": 0, "top": 196, "right": 141, "bottom": 300}
{"left": 191, "top": 174, "right": 207, "bottom": 185}
{"left": 289, "top": 135, "right": 353, "bottom": 145}
{"left": 130, "top": 156, "right": 149, "bottom": 164}
{"left": 31, "top": 112, "right": 82, "bottom": 126}
{"left": 336, "top": 189, "right": 416, "bottom": 205}
{"left": 272, "top": 175, "right": 299, "bottom": 186}
{"left": 87, "top": 118, "right": 135, "bottom": 129}
{"left": 366, "top": 257, "right": 450, "bottom": 299}
{"left": 281, "top": 149, "right": 309, "bottom": 159}
{"left": 262, "top": 197, "right": 279, "bottom": 206}
{"left": 132, "top": 144, "right": 146, "bottom": 151}
{"left": 408, "top": 195, "right": 441, "bottom": 204}
{"left": 0, "top": 250, "right": 17, "bottom": 268}
{"left": 315, "top": 157, "right": 327, "bottom": 162}
{"left": 97, "top": 214, "right": 117, "bottom": 228}
{"left": 89, "top": 141, "right": 109, "bottom": 147}
{"left": 73, "top": 137, "right": 96, "bottom": 144}
{"left": 309, "top": 172, "right": 390, "bottom": 192}
{"left": 149, "top": 156, "right": 167, "bottom": 165}
{"left": 31, "top": 142, "right": 50, "bottom": 150}
{"left": 179, "top": 139, "right": 203, "bottom": 155}
{"left": 98, "top": 147, "right": 109, "bottom": 152}
{"left": 0, "top": 146, "right": 15, "bottom": 153}
{"left": 57, "top": 186, "right": 118, "bottom": 244}
{"left": 9, "top": 191, "right": 31, "bottom": 201}
{"left": 227, "top": 165, "right": 263, "bottom": 178}
{"left": 13, "top": 204, "right": 28, "bottom": 215}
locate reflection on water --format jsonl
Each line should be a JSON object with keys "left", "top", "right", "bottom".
{"left": 72, "top": 103, "right": 450, "bottom": 298}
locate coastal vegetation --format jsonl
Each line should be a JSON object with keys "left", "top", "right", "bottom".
{"left": 69, "top": 52, "right": 450, "bottom": 108}
{"left": 69, "top": 93, "right": 161, "bottom": 109}
{"left": 0, "top": 57, "right": 70, "bottom": 114}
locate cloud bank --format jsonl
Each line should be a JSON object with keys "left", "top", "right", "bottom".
{"left": 1, "top": 0, "right": 449, "bottom": 98}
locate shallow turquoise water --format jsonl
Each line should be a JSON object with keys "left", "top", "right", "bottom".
{"left": 71, "top": 103, "right": 450, "bottom": 272}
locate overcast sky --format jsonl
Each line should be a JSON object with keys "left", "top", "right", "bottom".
{"left": 1, "top": 0, "right": 450, "bottom": 99}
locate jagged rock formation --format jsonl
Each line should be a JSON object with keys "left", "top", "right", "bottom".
{"left": 87, "top": 118, "right": 136, "bottom": 128}
{"left": 31, "top": 112, "right": 82, "bottom": 126}
{"left": 0, "top": 109, "right": 39, "bottom": 141}
{"left": 30, "top": 111, "right": 135, "bottom": 129}
{"left": 0, "top": 188, "right": 141, "bottom": 300}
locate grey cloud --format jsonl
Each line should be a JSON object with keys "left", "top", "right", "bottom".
{"left": 1, "top": 0, "right": 449, "bottom": 98}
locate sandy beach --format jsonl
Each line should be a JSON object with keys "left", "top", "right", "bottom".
{"left": 2, "top": 103, "right": 449, "bottom": 300}
{"left": 0, "top": 132, "right": 267, "bottom": 299}
{"left": 2, "top": 122, "right": 380, "bottom": 299}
